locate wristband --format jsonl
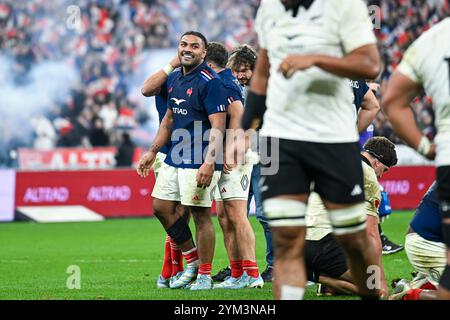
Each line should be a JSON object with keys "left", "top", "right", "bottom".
{"left": 242, "top": 91, "right": 267, "bottom": 130}
{"left": 162, "top": 64, "right": 174, "bottom": 76}
{"left": 416, "top": 136, "right": 431, "bottom": 156}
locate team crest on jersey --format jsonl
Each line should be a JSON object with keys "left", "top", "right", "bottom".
{"left": 374, "top": 199, "right": 380, "bottom": 209}
{"left": 186, "top": 87, "right": 193, "bottom": 97}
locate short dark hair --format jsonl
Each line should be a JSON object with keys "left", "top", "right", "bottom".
{"left": 180, "top": 31, "right": 208, "bottom": 49}
{"left": 205, "top": 42, "right": 229, "bottom": 69}
{"left": 227, "top": 44, "right": 257, "bottom": 71}
{"left": 363, "top": 136, "right": 398, "bottom": 167}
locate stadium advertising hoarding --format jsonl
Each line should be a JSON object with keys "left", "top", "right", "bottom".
{"left": 379, "top": 166, "right": 435, "bottom": 209}
{"left": 10, "top": 166, "right": 435, "bottom": 220}
{"left": 15, "top": 170, "right": 154, "bottom": 217}
{"left": 0, "top": 170, "right": 16, "bottom": 222}
{"left": 18, "top": 147, "right": 118, "bottom": 170}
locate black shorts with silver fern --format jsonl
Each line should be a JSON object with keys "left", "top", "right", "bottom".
{"left": 260, "top": 137, "right": 365, "bottom": 204}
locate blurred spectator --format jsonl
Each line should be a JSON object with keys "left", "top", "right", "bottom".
{"left": 115, "top": 132, "right": 135, "bottom": 167}
{"left": 0, "top": 0, "right": 448, "bottom": 169}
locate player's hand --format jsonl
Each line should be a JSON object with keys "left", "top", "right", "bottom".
{"left": 197, "top": 163, "right": 214, "bottom": 188}
{"left": 170, "top": 55, "right": 181, "bottom": 69}
{"left": 279, "top": 55, "right": 317, "bottom": 78}
{"left": 425, "top": 143, "right": 436, "bottom": 160}
{"left": 137, "top": 151, "right": 156, "bottom": 178}
{"left": 367, "top": 82, "right": 380, "bottom": 94}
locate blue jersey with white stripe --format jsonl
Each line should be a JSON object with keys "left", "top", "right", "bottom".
{"left": 164, "top": 62, "right": 228, "bottom": 170}
{"left": 218, "top": 68, "right": 243, "bottom": 128}
{"left": 410, "top": 182, "right": 443, "bottom": 243}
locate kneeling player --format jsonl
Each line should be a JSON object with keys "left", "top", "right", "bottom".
{"left": 304, "top": 137, "right": 397, "bottom": 297}
{"left": 390, "top": 181, "right": 446, "bottom": 300}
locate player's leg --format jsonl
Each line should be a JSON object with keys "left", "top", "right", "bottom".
{"left": 176, "top": 168, "right": 221, "bottom": 290}
{"left": 169, "top": 204, "right": 190, "bottom": 282}
{"left": 436, "top": 166, "right": 450, "bottom": 299}
{"left": 261, "top": 137, "right": 310, "bottom": 300}
{"left": 215, "top": 199, "right": 242, "bottom": 285}
{"left": 314, "top": 142, "right": 379, "bottom": 298}
{"left": 222, "top": 199, "right": 263, "bottom": 288}
{"left": 251, "top": 163, "right": 274, "bottom": 281}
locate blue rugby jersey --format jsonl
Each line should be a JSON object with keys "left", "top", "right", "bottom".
{"left": 218, "top": 68, "right": 243, "bottom": 128}
{"left": 410, "top": 182, "right": 443, "bottom": 243}
{"left": 350, "top": 80, "right": 374, "bottom": 148}
{"left": 164, "top": 62, "right": 229, "bottom": 171}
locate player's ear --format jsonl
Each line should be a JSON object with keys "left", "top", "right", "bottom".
{"left": 201, "top": 48, "right": 207, "bottom": 59}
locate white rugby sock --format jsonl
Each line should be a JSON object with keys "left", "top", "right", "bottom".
{"left": 280, "top": 285, "right": 305, "bottom": 300}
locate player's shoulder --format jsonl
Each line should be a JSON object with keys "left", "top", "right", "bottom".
{"left": 361, "top": 160, "right": 377, "bottom": 182}
{"left": 256, "top": 0, "right": 284, "bottom": 17}
{"left": 414, "top": 17, "right": 450, "bottom": 48}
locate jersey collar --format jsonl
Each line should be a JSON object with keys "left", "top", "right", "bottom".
{"left": 180, "top": 61, "right": 208, "bottom": 81}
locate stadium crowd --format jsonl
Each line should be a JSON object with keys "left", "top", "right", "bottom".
{"left": 0, "top": 0, "right": 448, "bottom": 168}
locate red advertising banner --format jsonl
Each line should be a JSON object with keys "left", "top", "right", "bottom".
{"left": 379, "top": 166, "right": 436, "bottom": 210}
{"left": 15, "top": 170, "right": 155, "bottom": 217}
{"left": 18, "top": 147, "right": 118, "bottom": 170}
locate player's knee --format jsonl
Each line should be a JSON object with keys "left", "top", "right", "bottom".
{"left": 165, "top": 216, "right": 193, "bottom": 245}
{"left": 329, "top": 203, "right": 366, "bottom": 236}
{"left": 273, "top": 226, "right": 305, "bottom": 259}
{"left": 335, "top": 232, "right": 367, "bottom": 254}
{"left": 190, "top": 208, "right": 212, "bottom": 227}
{"left": 263, "top": 198, "right": 307, "bottom": 228}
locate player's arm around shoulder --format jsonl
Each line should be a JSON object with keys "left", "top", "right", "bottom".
{"left": 141, "top": 55, "right": 180, "bottom": 97}
{"left": 357, "top": 88, "right": 380, "bottom": 133}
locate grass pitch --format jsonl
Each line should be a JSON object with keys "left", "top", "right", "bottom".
{"left": 0, "top": 211, "right": 415, "bottom": 300}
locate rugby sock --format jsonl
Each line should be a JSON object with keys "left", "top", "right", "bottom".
{"left": 280, "top": 285, "right": 305, "bottom": 300}
{"left": 230, "top": 260, "right": 243, "bottom": 278}
{"left": 402, "top": 289, "right": 423, "bottom": 300}
{"left": 161, "top": 235, "right": 172, "bottom": 279}
{"left": 242, "top": 260, "right": 259, "bottom": 278}
{"left": 198, "top": 263, "right": 212, "bottom": 276}
{"left": 169, "top": 237, "right": 184, "bottom": 276}
{"left": 182, "top": 247, "right": 199, "bottom": 268}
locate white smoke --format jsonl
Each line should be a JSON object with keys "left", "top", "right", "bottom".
{"left": 0, "top": 55, "right": 79, "bottom": 116}
{"left": 0, "top": 55, "right": 79, "bottom": 148}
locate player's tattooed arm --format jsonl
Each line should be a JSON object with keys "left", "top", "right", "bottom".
{"left": 141, "top": 55, "right": 180, "bottom": 97}
{"left": 357, "top": 89, "right": 379, "bottom": 133}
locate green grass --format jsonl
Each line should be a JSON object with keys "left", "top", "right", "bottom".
{"left": 0, "top": 211, "right": 415, "bottom": 300}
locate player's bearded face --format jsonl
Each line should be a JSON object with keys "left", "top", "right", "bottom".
{"left": 233, "top": 64, "right": 253, "bottom": 86}
{"left": 178, "top": 35, "right": 206, "bottom": 68}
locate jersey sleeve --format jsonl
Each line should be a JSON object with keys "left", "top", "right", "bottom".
{"left": 159, "top": 80, "right": 168, "bottom": 100}
{"left": 338, "top": 0, "right": 377, "bottom": 54}
{"left": 227, "top": 85, "right": 243, "bottom": 105}
{"left": 360, "top": 81, "right": 370, "bottom": 96}
{"left": 203, "top": 78, "right": 229, "bottom": 115}
{"left": 397, "top": 42, "right": 423, "bottom": 84}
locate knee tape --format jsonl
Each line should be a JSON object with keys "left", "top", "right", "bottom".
{"left": 263, "top": 198, "right": 306, "bottom": 227}
{"left": 329, "top": 203, "right": 366, "bottom": 236}
{"left": 166, "top": 217, "right": 192, "bottom": 245}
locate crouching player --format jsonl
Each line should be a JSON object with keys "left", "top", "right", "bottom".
{"left": 205, "top": 42, "right": 263, "bottom": 289}
{"left": 390, "top": 181, "right": 446, "bottom": 300}
{"left": 304, "top": 137, "right": 397, "bottom": 298}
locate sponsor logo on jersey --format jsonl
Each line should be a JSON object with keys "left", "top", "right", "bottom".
{"left": 351, "top": 184, "right": 363, "bottom": 196}
{"left": 171, "top": 98, "right": 186, "bottom": 106}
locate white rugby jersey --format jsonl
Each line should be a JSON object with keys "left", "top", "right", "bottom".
{"left": 255, "top": 0, "right": 377, "bottom": 143}
{"left": 397, "top": 18, "right": 450, "bottom": 166}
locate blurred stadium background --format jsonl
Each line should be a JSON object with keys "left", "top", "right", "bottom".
{"left": 0, "top": 0, "right": 448, "bottom": 299}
